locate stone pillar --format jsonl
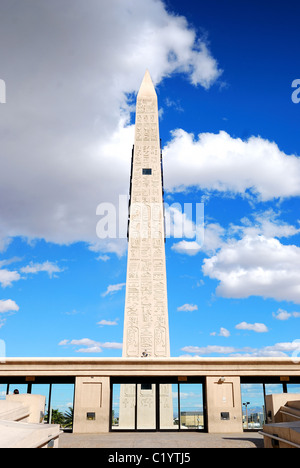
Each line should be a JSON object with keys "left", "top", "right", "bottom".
{"left": 73, "top": 377, "right": 110, "bottom": 434}
{"left": 206, "top": 376, "right": 243, "bottom": 433}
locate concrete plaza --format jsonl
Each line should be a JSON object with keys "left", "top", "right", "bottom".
{"left": 59, "top": 431, "right": 264, "bottom": 449}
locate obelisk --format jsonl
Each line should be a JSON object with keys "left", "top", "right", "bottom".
{"left": 122, "top": 70, "right": 170, "bottom": 359}
{"left": 119, "top": 71, "right": 172, "bottom": 430}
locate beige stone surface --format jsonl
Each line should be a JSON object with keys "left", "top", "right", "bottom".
{"left": 0, "top": 400, "right": 30, "bottom": 422}
{"left": 59, "top": 431, "right": 264, "bottom": 449}
{"left": 120, "top": 70, "right": 172, "bottom": 429}
{"left": 262, "top": 421, "right": 300, "bottom": 448}
{"left": 0, "top": 420, "right": 61, "bottom": 448}
{"left": 73, "top": 376, "right": 110, "bottom": 434}
{"left": 6, "top": 394, "right": 46, "bottom": 424}
{"left": 206, "top": 376, "right": 243, "bottom": 433}
{"left": 265, "top": 393, "right": 300, "bottom": 424}
{"left": 123, "top": 70, "right": 169, "bottom": 360}
{"left": 1, "top": 356, "right": 300, "bottom": 377}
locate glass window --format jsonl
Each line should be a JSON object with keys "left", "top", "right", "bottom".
{"left": 0, "top": 384, "right": 7, "bottom": 400}
{"left": 142, "top": 168, "right": 152, "bottom": 175}
{"left": 287, "top": 384, "right": 300, "bottom": 394}
{"left": 241, "top": 384, "right": 265, "bottom": 429}
{"left": 137, "top": 383, "right": 156, "bottom": 429}
{"left": 179, "top": 383, "right": 204, "bottom": 430}
{"left": 160, "top": 383, "right": 177, "bottom": 430}
{"left": 265, "top": 384, "right": 284, "bottom": 395}
{"left": 8, "top": 384, "right": 28, "bottom": 395}
{"left": 31, "top": 384, "right": 50, "bottom": 422}
{"left": 51, "top": 384, "right": 74, "bottom": 430}
{"left": 113, "top": 383, "right": 136, "bottom": 430}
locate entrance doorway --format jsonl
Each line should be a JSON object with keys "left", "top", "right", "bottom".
{"left": 110, "top": 378, "right": 206, "bottom": 432}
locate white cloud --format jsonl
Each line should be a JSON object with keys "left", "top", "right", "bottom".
{"left": 0, "top": 299, "right": 19, "bottom": 313}
{"left": 20, "top": 261, "right": 63, "bottom": 278}
{"left": 60, "top": 338, "right": 123, "bottom": 353}
{"left": 0, "top": 0, "right": 221, "bottom": 255}
{"left": 210, "top": 327, "right": 230, "bottom": 337}
{"left": 273, "top": 308, "right": 300, "bottom": 321}
{"left": 219, "top": 327, "right": 230, "bottom": 337}
{"left": 229, "top": 210, "right": 300, "bottom": 240}
{"left": 102, "top": 283, "right": 126, "bottom": 297}
{"left": 171, "top": 221, "right": 225, "bottom": 256}
{"left": 97, "top": 319, "right": 118, "bottom": 326}
{"left": 235, "top": 322, "right": 269, "bottom": 333}
{"left": 177, "top": 304, "right": 198, "bottom": 312}
{"left": 172, "top": 240, "right": 202, "bottom": 256}
{"left": 203, "top": 234, "right": 300, "bottom": 304}
{"left": 96, "top": 255, "right": 110, "bottom": 262}
{"left": 0, "top": 269, "right": 21, "bottom": 288}
{"left": 181, "top": 345, "right": 236, "bottom": 355}
{"left": 163, "top": 130, "right": 300, "bottom": 201}
{"left": 181, "top": 340, "right": 300, "bottom": 358}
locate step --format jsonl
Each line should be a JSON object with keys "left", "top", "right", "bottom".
{"left": 0, "top": 420, "right": 61, "bottom": 448}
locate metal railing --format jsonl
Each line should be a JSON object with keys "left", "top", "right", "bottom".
{"left": 259, "top": 431, "right": 300, "bottom": 448}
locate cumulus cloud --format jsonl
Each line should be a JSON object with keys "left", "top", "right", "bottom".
{"left": 177, "top": 304, "right": 198, "bottom": 312}
{"left": 101, "top": 283, "right": 126, "bottom": 297}
{"left": 235, "top": 322, "right": 269, "bottom": 333}
{"left": 0, "top": 299, "right": 19, "bottom": 313}
{"left": 0, "top": 0, "right": 221, "bottom": 254}
{"left": 203, "top": 234, "right": 300, "bottom": 304}
{"left": 60, "top": 338, "right": 123, "bottom": 353}
{"left": 164, "top": 130, "right": 300, "bottom": 201}
{"left": 273, "top": 308, "right": 300, "bottom": 321}
{"left": 0, "top": 269, "right": 21, "bottom": 288}
{"left": 20, "top": 261, "right": 64, "bottom": 278}
{"left": 171, "top": 222, "right": 225, "bottom": 256}
{"left": 181, "top": 345, "right": 236, "bottom": 355}
{"left": 97, "top": 319, "right": 119, "bottom": 326}
{"left": 181, "top": 340, "right": 300, "bottom": 358}
{"left": 200, "top": 211, "right": 300, "bottom": 304}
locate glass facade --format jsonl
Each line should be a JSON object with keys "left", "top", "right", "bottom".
{"left": 0, "top": 378, "right": 74, "bottom": 431}
{"left": 0, "top": 384, "right": 7, "bottom": 400}
{"left": 240, "top": 379, "right": 300, "bottom": 430}
{"left": 179, "top": 383, "right": 204, "bottom": 430}
{"left": 241, "top": 384, "right": 266, "bottom": 430}
{"left": 111, "top": 379, "right": 205, "bottom": 431}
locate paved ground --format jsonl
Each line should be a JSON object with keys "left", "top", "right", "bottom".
{"left": 59, "top": 431, "right": 264, "bottom": 449}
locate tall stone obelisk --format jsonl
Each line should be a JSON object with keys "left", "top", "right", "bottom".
{"left": 122, "top": 70, "right": 170, "bottom": 359}
{"left": 119, "top": 71, "right": 172, "bottom": 430}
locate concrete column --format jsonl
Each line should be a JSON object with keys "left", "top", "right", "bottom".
{"left": 73, "top": 376, "right": 110, "bottom": 434}
{"left": 206, "top": 376, "right": 243, "bottom": 433}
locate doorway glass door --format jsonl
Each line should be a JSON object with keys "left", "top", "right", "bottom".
{"left": 159, "top": 383, "right": 178, "bottom": 430}
{"left": 111, "top": 379, "right": 206, "bottom": 431}
{"left": 137, "top": 383, "right": 156, "bottom": 430}
{"left": 179, "top": 383, "right": 204, "bottom": 430}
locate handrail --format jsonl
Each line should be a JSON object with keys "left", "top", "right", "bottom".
{"left": 259, "top": 431, "right": 300, "bottom": 448}
{"left": 279, "top": 410, "right": 300, "bottom": 420}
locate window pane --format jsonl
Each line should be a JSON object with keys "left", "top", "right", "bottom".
{"left": 137, "top": 383, "right": 156, "bottom": 429}
{"left": 160, "top": 383, "right": 177, "bottom": 430}
{"left": 31, "top": 384, "right": 49, "bottom": 422}
{"left": 8, "top": 384, "right": 28, "bottom": 395}
{"left": 51, "top": 384, "right": 74, "bottom": 430}
{"left": 241, "top": 384, "right": 265, "bottom": 429}
{"left": 179, "top": 383, "right": 204, "bottom": 429}
{"left": 0, "top": 384, "right": 7, "bottom": 400}
{"left": 287, "top": 384, "right": 300, "bottom": 394}
{"left": 115, "top": 383, "right": 136, "bottom": 430}
{"left": 265, "top": 384, "right": 283, "bottom": 395}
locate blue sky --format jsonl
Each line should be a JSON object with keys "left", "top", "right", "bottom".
{"left": 1, "top": 0, "right": 300, "bottom": 359}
